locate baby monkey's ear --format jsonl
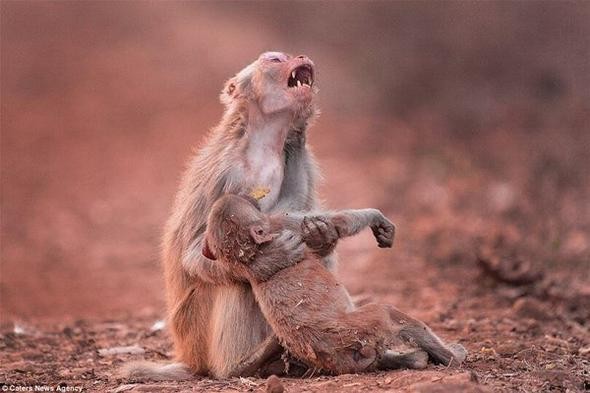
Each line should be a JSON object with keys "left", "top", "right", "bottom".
{"left": 249, "top": 225, "right": 274, "bottom": 245}
{"left": 202, "top": 237, "right": 217, "bottom": 260}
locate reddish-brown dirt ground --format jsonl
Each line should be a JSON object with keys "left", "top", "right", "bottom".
{"left": 1, "top": 2, "right": 589, "bottom": 392}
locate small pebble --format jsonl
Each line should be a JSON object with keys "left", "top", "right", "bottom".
{"left": 266, "top": 374, "right": 284, "bottom": 393}
{"left": 512, "top": 297, "right": 551, "bottom": 321}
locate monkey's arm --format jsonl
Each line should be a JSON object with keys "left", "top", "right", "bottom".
{"left": 247, "top": 231, "right": 306, "bottom": 283}
{"left": 273, "top": 133, "right": 340, "bottom": 257}
{"left": 276, "top": 209, "right": 395, "bottom": 249}
{"left": 274, "top": 128, "right": 315, "bottom": 213}
{"left": 329, "top": 209, "right": 395, "bottom": 248}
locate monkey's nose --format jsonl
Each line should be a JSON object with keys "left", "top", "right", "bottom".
{"left": 296, "top": 55, "right": 313, "bottom": 66}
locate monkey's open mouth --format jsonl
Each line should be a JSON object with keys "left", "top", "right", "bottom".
{"left": 288, "top": 65, "right": 313, "bottom": 88}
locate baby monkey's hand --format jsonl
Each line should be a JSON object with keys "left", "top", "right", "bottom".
{"left": 370, "top": 213, "right": 395, "bottom": 248}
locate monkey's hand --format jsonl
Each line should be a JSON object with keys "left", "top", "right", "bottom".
{"left": 370, "top": 214, "right": 395, "bottom": 248}
{"left": 302, "top": 216, "right": 339, "bottom": 257}
{"left": 252, "top": 231, "right": 305, "bottom": 281}
{"left": 273, "top": 231, "right": 306, "bottom": 263}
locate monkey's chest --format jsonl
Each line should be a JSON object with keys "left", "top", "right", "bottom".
{"left": 242, "top": 153, "right": 285, "bottom": 212}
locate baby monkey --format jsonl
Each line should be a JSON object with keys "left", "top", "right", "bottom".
{"left": 203, "top": 194, "right": 466, "bottom": 375}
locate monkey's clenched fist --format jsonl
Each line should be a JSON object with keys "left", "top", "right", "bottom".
{"left": 370, "top": 215, "right": 395, "bottom": 248}
{"left": 302, "top": 216, "right": 339, "bottom": 257}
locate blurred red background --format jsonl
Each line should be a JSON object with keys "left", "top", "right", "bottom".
{"left": 2, "top": 1, "right": 589, "bottom": 322}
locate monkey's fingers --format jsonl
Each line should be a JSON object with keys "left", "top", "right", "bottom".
{"left": 380, "top": 228, "right": 394, "bottom": 240}
{"left": 303, "top": 217, "right": 329, "bottom": 248}
{"left": 372, "top": 226, "right": 394, "bottom": 248}
{"left": 375, "top": 223, "right": 395, "bottom": 245}
{"left": 314, "top": 220, "right": 329, "bottom": 238}
{"left": 380, "top": 223, "right": 395, "bottom": 233}
{"left": 302, "top": 217, "right": 311, "bottom": 237}
{"left": 377, "top": 235, "right": 393, "bottom": 248}
{"left": 302, "top": 217, "right": 320, "bottom": 247}
{"left": 317, "top": 216, "right": 339, "bottom": 241}
{"left": 312, "top": 216, "right": 338, "bottom": 239}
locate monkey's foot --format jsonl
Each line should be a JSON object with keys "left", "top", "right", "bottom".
{"left": 447, "top": 343, "right": 467, "bottom": 365}
{"left": 379, "top": 349, "right": 428, "bottom": 370}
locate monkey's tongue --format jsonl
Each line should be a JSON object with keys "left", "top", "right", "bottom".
{"left": 288, "top": 65, "right": 313, "bottom": 88}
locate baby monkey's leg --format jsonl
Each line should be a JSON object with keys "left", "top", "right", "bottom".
{"left": 385, "top": 306, "right": 467, "bottom": 366}
{"left": 378, "top": 349, "right": 428, "bottom": 370}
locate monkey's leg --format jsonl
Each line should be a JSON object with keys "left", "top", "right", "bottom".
{"left": 227, "top": 335, "right": 283, "bottom": 377}
{"left": 378, "top": 349, "right": 428, "bottom": 370}
{"left": 208, "top": 285, "right": 274, "bottom": 378}
{"left": 386, "top": 306, "right": 467, "bottom": 366}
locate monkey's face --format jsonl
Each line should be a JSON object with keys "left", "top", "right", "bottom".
{"left": 222, "top": 52, "right": 317, "bottom": 119}
{"left": 203, "top": 195, "right": 274, "bottom": 263}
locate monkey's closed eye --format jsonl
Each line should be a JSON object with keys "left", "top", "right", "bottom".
{"left": 269, "top": 57, "right": 283, "bottom": 63}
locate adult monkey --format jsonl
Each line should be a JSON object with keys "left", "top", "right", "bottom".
{"left": 124, "top": 52, "right": 342, "bottom": 380}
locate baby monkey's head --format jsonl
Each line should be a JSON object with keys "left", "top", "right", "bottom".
{"left": 203, "top": 194, "right": 275, "bottom": 264}
{"left": 221, "top": 51, "right": 317, "bottom": 120}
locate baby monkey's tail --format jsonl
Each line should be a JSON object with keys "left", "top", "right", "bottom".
{"left": 120, "top": 361, "right": 192, "bottom": 381}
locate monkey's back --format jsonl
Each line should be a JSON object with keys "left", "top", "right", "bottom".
{"left": 252, "top": 256, "right": 390, "bottom": 374}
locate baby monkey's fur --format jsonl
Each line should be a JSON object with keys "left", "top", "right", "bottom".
{"left": 204, "top": 195, "right": 467, "bottom": 375}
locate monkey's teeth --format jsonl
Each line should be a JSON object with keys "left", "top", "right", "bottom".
{"left": 292, "top": 71, "right": 296, "bottom": 79}
{"left": 297, "top": 80, "right": 302, "bottom": 87}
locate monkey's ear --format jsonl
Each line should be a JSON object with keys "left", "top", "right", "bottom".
{"left": 202, "top": 237, "right": 217, "bottom": 260}
{"left": 249, "top": 225, "right": 274, "bottom": 245}
{"left": 220, "top": 62, "right": 255, "bottom": 106}
{"left": 220, "top": 78, "right": 238, "bottom": 106}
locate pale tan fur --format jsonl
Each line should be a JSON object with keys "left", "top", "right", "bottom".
{"left": 121, "top": 52, "right": 340, "bottom": 380}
